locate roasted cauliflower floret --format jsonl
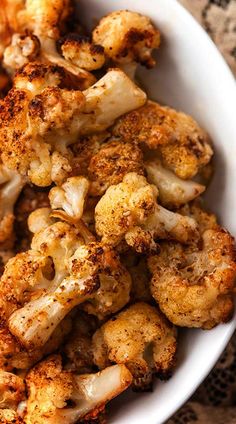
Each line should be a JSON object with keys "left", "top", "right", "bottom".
{"left": 95, "top": 172, "right": 199, "bottom": 253}
{"left": 88, "top": 139, "right": 144, "bottom": 196}
{"left": 93, "top": 302, "right": 177, "bottom": 390}
{"left": 59, "top": 34, "right": 106, "bottom": 71}
{"left": 24, "top": 0, "right": 72, "bottom": 39}
{"left": 7, "top": 231, "right": 131, "bottom": 348}
{"left": 148, "top": 225, "right": 236, "bottom": 329}
{"left": 25, "top": 354, "right": 132, "bottom": 424}
{"left": 15, "top": 0, "right": 96, "bottom": 89}
{"left": 0, "top": 408, "right": 23, "bottom": 423}
{"left": 27, "top": 208, "right": 54, "bottom": 236}
{"left": 79, "top": 245, "right": 132, "bottom": 319}
{"left": 145, "top": 159, "right": 205, "bottom": 208}
{"left": 0, "top": 164, "right": 24, "bottom": 248}
{"left": 113, "top": 100, "right": 213, "bottom": 179}
{"left": 49, "top": 176, "right": 90, "bottom": 221}
{"left": 0, "top": 318, "right": 71, "bottom": 372}
{"left": 93, "top": 10, "right": 160, "bottom": 72}
{"left": 0, "top": 220, "right": 82, "bottom": 324}
{"left": 3, "top": 33, "right": 41, "bottom": 73}
{"left": 0, "top": 370, "right": 25, "bottom": 410}
{"left": 0, "top": 65, "right": 146, "bottom": 186}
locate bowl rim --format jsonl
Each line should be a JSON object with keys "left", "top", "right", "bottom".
{"left": 151, "top": 1, "right": 236, "bottom": 420}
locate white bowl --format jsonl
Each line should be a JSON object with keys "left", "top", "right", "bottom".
{"left": 79, "top": 0, "right": 236, "bottom": 423}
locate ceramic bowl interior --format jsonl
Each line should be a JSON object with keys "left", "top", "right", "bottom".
{"left": 78, "top": 0, "right": 236, "bottom": 423}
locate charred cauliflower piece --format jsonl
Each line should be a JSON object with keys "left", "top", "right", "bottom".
{"left": 145, "top": 159, "right": 205, "bottom": 209}
{"left": 0, "top": 370, "right": 25, "bottom": 410}
{"left": 93, "top": 302, "right": 177, "bottom": 390}
{"left": 113, "top": 101, "right": 213, "bottom": 179}
{"left": 79, "top": 244, "right": 132, "bottom": 320}
{"left": 25, "top": 354, "right": 132, "bottom": 424}
{"left": 88, "top": 139, "right": 144, "bottom": 196}
{"left": 16, "top": 0, "right": 96, "bottom": 89}
{"left": 95, "top": 172, "right": 199, "bottom": 253}
{"left": 6, "top": 224, "right": 131, "bottom": 348}
{"left": 0, "top": 164, "right": 24, "bottom": 248}
{"left": 93, "top": 10, "right": 160, "bottom": 78}
{"left": 148, "top": 216, "right": 236, "bottom": 329}
{"left": 59, "top": 34, "right": 106, "bottom": 71}
{"left": 0, "top": 64, "right": 146, "bottom": 187}
{"left": 3, "top": 221, "right": 83, "bottom": 346}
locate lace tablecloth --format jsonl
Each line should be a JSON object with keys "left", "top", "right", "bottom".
{"left": 168, "top": 1, "right": 236, "bottom": 423}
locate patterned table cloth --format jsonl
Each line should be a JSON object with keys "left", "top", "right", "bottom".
{"left": 168, "top": 1, "right": 236, "bottom": 423}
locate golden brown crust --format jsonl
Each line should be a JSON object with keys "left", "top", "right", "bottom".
{"left": 92, "top": 302, "right": 177, "bottom": 390}
{"left": 93, "top": 10, "right": 160, "bottom": 68}
{"left": 95, "top": 172, "right": 157, "bottom": 248}
{"left": 88, "top": 139, "right": 144, "bottom": 196}
{"left": 113, "top": 101, "right": 213, "bottom": 179}
{"left": 148, "top": 226, "right": 236, "bottom": 329}
{"left": 0, "top": 318, "right": 71, "bottom": 372}
{"left": 59, "top": 34, "right": 105, "bottom": 71}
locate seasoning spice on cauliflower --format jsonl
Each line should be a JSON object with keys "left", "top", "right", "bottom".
{"left": 93, "top": 10, "right": 160, "bottom": 78}
{"left": 95, "top": 172, "right": 199, "bottom": 253}
{"left": 88, "top": 139, "right": 144, "bottom": 196}
{"left": 145, "top": 159, "right": 205, "bottom": 209}
{"left": 148, "top": 216, "right": 236, "bottom": 329}
{"left": 0, "top": 318, "right": 72, "bottom": 372}
{"left": 0, "top": 64, "right": 146, "bottom": 187}
{"left": 93, "top": 302, "right": 177, "bottom": 390}
{"left": 70, "top": 133, "right": 108, "bottom": 178}
{"left": 113, "top": 100, "right": 213, "bottom": 179}
{"left": 59, "top": 34, "right": 106, "bottom": 71}
{"left": 24, "top": 354, "right": 133, "bottom": 424}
